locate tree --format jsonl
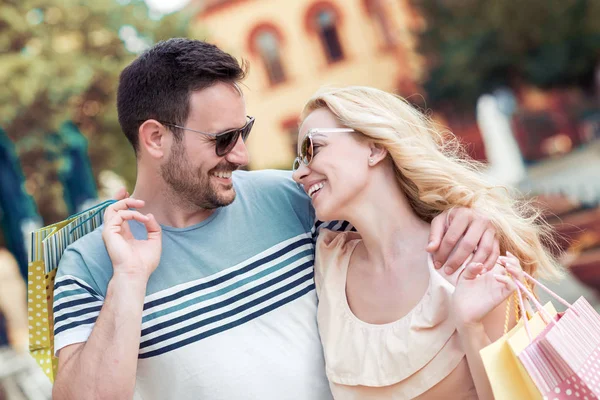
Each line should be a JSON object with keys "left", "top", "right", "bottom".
{"left": 0, "top": 0, "right": 196, "bottom": 225}
{"left": 410, "top": 0, "right": 600, "bottom": 110}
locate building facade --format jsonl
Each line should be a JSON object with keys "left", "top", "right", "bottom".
{"left": 194, "top": 0, "right": 421, "bottom": 169}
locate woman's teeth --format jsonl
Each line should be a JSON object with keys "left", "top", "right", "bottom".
{"left": 308, "top": 182, "right": 324, "bottom": 197}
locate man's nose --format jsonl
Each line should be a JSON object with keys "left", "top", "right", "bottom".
{"left": 226, "top": 134, "right": 250, "bottom": 167}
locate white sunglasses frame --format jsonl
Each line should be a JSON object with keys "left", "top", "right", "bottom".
{"left": 292, "top": 128, "right": 356, "bottom": 171}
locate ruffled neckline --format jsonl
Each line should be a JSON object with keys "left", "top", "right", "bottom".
{"left": 315, "top": 230, "right": 464, "bottom": 388}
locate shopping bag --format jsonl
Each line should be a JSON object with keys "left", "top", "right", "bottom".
{"left": 27, "top": 200, "right": 113, "bottom": 382}
{"left": 514, "top": 273, "right": 600, "bottom": 399}
{"left": 28, "top": 220, "right": 73, "bottom": 381}
{"left": 480, "top": 291, "right": 557, "bottom": 400}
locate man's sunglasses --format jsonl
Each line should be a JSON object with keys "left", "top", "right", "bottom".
{"left": 161, "top": 116, "right": 255, "bottom": 157}
{"left": 292, "top": 128, "right": 355, "bottom": 171}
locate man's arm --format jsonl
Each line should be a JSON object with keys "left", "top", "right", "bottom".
{"left": 52, "top": 198, "right": 162, "bottom": 400}
{"left": 314, "top": 207, "right": 500, "bottom": 273}
{"left": 53, "top": 276, "right": 147, "bottom": 400}
{"left": 427, "top": 208, "right": 500, "bottom": 274}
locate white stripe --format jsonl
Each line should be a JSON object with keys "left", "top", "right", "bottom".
{"left": 329, "top": 221, "right": 344, "bottom": 232}
{"left": 54, "top": 327, "right": 94, "bottom": 356}
{"left": 141, "top": 252, "right": 313, "bottom": 330}
{"left": 53, "top": 292, "right": 100, "bottom": 309}
{"left": 55, "top": 274, "right": 103, "bottom": 298}
{"left": 53, "top": 299, "right": 104, "bottom": 321}
{"left": 310, "top": 222, "right": 319, "bottom": 236}
{"left": 140, "top": 263, "right": 313, "bottom": 340}
{"left": 54, "top": 306, "right": 102, "bottom": 331}
{"left": 139, "top": 278, "right": 314, "bottom": 355}
{"left": 142, "top": 243, "right": 313, "bottom": 319}
{"left": 143, "top": 232, "right": 311, "bottom": 304}
{"left": 53, "top": 282, "right": 96, "bottom": 298}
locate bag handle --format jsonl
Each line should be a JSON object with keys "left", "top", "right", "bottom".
{"left": 513, "top": 277, "right": 568, "bottom": 343}
{"left": 502, "top": 274, "right": 536, "bottom": 335}
{"left": 67, "top": 199, "right": 115, "bottom": 219}
{"left": 521, "top": 271, "right": 575, "bottom": 313}
{"left": 515, "top": 281, "right": 533, "bottom": 342}
{"left": 69, "top": 200, "right": 116, "bottom": 236}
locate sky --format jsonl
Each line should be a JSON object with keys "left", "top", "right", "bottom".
{"left": 144, "top": 0, "right": 190, "bottom": 14}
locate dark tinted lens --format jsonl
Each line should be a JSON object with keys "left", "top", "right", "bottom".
{"left": 215, "top": 118, "right": 254, "bottom": 156}
{"left": 215, "top": 130, "right": 240, "bottom": 157}
{"left": 241, "top": 118, "right": 254, "bottom": 142}
{"left": 301, "top": 135, "right": 312, "bottom": 164}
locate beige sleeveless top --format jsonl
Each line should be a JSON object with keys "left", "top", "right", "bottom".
{"left": 315, "top": 230, "right": 478, "bottom": 400}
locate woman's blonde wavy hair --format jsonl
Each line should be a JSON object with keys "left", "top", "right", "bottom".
{"left": 301, "top": 86, "right": 563, "bottom": 279}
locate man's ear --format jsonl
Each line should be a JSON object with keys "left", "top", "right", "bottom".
{"left": 368, "top": 142, "right": 388, "bottom": 166}
{"left": 139, "top": 120, "right": 168, "bottom": 159}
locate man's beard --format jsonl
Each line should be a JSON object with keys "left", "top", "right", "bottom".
{"left": 160, "top": 141, "right": 238, "bottom": 209}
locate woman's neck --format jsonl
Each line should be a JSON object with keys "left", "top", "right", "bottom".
{"left": 342, "top": 171, "right": 431, "bottom": 270}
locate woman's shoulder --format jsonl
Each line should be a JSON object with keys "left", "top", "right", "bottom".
{"left": 316, "top": 228, "right": 361, "bottom": 253}
{"left": 313, "top": 229, "right": 361, "bottom": 295}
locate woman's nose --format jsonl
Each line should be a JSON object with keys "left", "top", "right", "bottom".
{"left": 292, "top": 162, "right": 310, "bottom": 184}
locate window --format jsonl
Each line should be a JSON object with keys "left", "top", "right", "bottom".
{"left": 364, "top": 0, "right": 396, "bottom": 48}
{"left": 305, "top": 3, "right": 345, "bottom": 64}
{"left": 315, "top": 9, "right": 344, "bottom": 63}
{"left": 248, "top": 24, "right": 286, "bottom": 86}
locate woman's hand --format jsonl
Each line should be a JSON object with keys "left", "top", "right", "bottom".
{"left": 451, "top": 252, "right": 522, "bottom": 328}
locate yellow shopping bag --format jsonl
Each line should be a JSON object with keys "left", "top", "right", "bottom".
{"left": 480, "top": 294, "right": 557, "bottom": 400}
{"left": 28, "top": 220, "right": 73, "bottom": 382}
{"left": 27, "top": 200, "right": 113, "bottom": 382}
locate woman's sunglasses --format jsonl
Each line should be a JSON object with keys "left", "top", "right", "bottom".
{"left": 292, "top": 128, "right": 355, "bottom": 171}
{"left": 162, "top": 116, "right": 255, "bottom": 157}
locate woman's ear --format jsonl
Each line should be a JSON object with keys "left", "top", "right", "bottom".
{"left": 139, "top": 120, "right": 168, "bottom": 159}
{"left": 368, "top": 143, "right": 388, "bottom": 166}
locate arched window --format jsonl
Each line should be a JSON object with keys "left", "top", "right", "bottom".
{"left": 248, "top": 24, "right": 286, "bottom": 86}
{"left": 306, "top": 3, "right": 345, "bottom": 64}
{"left": 364, "top": 0, "right": 396, "bottom": 48}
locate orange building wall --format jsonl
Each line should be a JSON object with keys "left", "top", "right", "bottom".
{"left": 194, "top": 0, "right": 421, "bottom": 169}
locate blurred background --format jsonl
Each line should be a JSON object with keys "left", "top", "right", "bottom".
{"left": 0, "top": 0, "right": 599, "bottom": 397}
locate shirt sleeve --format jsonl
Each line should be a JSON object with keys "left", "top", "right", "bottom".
{"left": 311, "top": 220, "right": 355, "bottom": 244}
{"left": 53, "top": 247, "right": 104, "bottom": 355}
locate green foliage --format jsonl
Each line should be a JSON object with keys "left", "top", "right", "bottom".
{"left": 0, "top": 0, "right": 195, "bottom": 223}
{"left": 411, "top": 0, "right": 600, "bottom": 109}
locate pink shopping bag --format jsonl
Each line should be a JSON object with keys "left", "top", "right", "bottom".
{"left": 513, "top": 272, "right": 600, "bottom": 399}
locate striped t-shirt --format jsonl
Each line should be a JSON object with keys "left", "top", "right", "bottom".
{"left": 53, "top": 170, "right": 340, "bottom": 400}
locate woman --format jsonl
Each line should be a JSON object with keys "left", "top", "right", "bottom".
{"left": 291, "top": 86, "right": 562, "bottom": 399}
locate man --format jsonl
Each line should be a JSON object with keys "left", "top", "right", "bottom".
{"left": 52, "top": 38, "right": 499, "bottom": 400}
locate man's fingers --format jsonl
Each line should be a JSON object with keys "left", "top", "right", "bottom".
{"left": 143, "top": 214, "right": 162, "bottom": 240}
{"left": 470, "top": 228, "right": 495, "bottom": 264}
{"left": 481, "top": 231, "right": 500, "bottom": 272}
{"left": 113, "top": 187, "right": 129, "bottom": 201}
{"left": 427, "top": 210, "right": 449, "bottom": 252}
{"left": 443, "top": 219, "right": 488, "bottom": 273}
{"left": 104, "top": 198, "right": 145, "bottom": 222}
{"left": 433, "top": 209, "right": 471, "bottom": 270}
{"left": 105, "top": 210, "right": 150, "bottom": 230}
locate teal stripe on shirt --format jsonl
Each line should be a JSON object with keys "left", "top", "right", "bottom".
{"left": 141, "top": 247, "right": 314, "bottom": 324}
